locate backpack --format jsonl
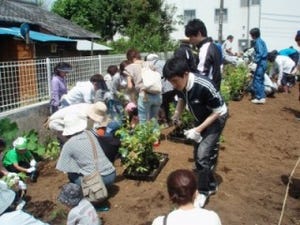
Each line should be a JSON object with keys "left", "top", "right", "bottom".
{"left": 141, "top": 61, "right": 162, "bottom": 94}
{"left": 278, "top": 47, "right": 299, "bottom": 65}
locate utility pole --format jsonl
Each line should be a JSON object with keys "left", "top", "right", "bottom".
{"left": 218, "top": 0, "right": 224, "bottom": 43}
{"left": 247, "top": 0, "right": 251, "bottom": 47}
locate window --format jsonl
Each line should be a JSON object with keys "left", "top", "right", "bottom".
{"left": 215, "top": 9, "right": 228, "bottom": 23}
{"left": 241, "top": 0, "right": 260, "bottom": 7}
{"left": 184, "top": 10, "right": 196, "bottom": 25}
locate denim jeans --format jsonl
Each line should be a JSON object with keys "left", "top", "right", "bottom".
{"left": 68, "top": 170, "right": 116, "bottom": 187}
{"left": 194, "top": 112, "right": 228, "bottom": 194}
{"left": 252, "top": 62, "right": 267, "bottom": 99}
{"left": 137, "top": 92, "right": 162, "bottom": 124}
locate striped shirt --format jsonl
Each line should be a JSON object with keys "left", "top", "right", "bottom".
{"left": 56, "top": 131, "right": 115, "bottom": 176}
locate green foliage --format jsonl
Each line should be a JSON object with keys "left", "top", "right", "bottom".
{"left": 222, "top": 64, "right": 250, "bottom": 100}
{"left": 23, "top": 130, "right": 46, "bottom": 159}
{"left": 0, "top": 118, "right": 19, "bottom": 150}
{"left": 43, "top": 137, "right": 61, "bottom": 160}
{"left": 169, "top": 103, "right": 194, "bottom": 128}
{"left": 52, "top": 0, "right": 178, "bottom": 52}
{"left": 115, "top": 119, "right": 161, "bottom": 175}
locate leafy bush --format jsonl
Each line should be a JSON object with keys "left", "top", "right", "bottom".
{"left": 0, "top": 118, "right": 18, "bottom": 150}
{"left": 222, "top": 64, "right": 250, "bottom": 100}
{"left": 115, "top": 119, "right": 161, "bottom": 175}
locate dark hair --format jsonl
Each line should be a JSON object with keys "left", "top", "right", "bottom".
{"left": 227, "top": 35, "right": 234, "bottom": 40}
{"left": 0, "top": 138, "right": 6, "bottom": 149}
{"left": 250, "top": 28, "right": 260, "bottom": 39}
{"left": 167, "top": 169, "right": 197, "bottom": 205}
{"left": 163, "top": 57, "right": 190, "bottom": 80}
{"left": 295, "top": 30, "right": 300, "bottom": 42}
{"left": 267, "top": 50, "right": 278, "bottom": 62}
{"left": 174, "top": 44, "right": 198, "bottom": 73}
{"left": 126, "top": 48, "right": 141, "bottom": 63}
{"left": 90, "top": 74, "right": 108, "bottom": 90}
{"left": 119, "top": 60, "right": 131, "bottom": 73}
{"left": 185, "top": 19, "right": 207, "bottom": 37}
{"left": 107, "top": 65, "right": 118, "bottom": 76}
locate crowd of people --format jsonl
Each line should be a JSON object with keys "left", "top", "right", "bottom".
{"left": 1, "top": 17, "right": 300, "bottom": 224}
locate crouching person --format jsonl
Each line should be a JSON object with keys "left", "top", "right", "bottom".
{"left": 2, "top": 137, "right": 38, "bottom": 182}
{"left": 56, "top": 113, "right": 116, "bottom": 202}
{"left": 58, "top": 183, "right": 101, "bottom": 225}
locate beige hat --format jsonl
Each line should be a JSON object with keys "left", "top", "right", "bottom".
{"left": 86, "top": 102, "right": 110, "bottom": 127}
{"left": 62, "top": 113, "right": 87, "bottom": 136}
{"left": 0, "top": 181, "right": 16, "bottom": 214}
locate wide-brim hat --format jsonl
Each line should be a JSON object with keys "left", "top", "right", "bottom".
{"left": 62, "top": 113, "right": 87, "bottom": 136}
{"left": 87, "top": 102, "right": 109, "bottom": 127}
{"left": 146, "top": 53, "right": 159, "bottom": 61}
{"left": 0, "top": 181, "right": 16, "bottom": 214}
{"left": 58, "top": 183, "right": 83, "bottom": 207}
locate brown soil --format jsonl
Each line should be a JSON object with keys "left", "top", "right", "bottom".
{"left": 25, "top": 89, "right": 300, "bottom": 225}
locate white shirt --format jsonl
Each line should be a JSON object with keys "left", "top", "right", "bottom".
{"left": 48, "top": 103, "right": 92, "bottom": 132}
{"left": 63, "top": 81, "right": 95, "bottom": 105}
{"left": 67, "top": 198, "right": 101, "bottom": 225}
{"left": 152, "top": 208, "right": 221, "bottom": 225}
{"left": 222, "top": 39, "right": 233, "bottom": 57}
{"left": 0, "top": 210, "right": 49, "bottom": 225}
{"left": 275, "top": 55, "right": 295, "bottom": 85}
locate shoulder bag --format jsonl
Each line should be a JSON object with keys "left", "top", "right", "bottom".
{"left": 81, "top": 131, "right": 108, "bottom": 203}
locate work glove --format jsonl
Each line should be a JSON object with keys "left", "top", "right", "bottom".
{"left": 18, "top": 180, "right": 27, "bottom": 190}
{"left": 184, "top": 128, "right": 203, "bottom": 143}
{"left": 171, "top": 114, "right": 181, "bottom": 126}
{"left": 26, "top": 167, "right": 36, "bottom": 173}
{"left": 30, "top": 159, "right": 37, "bottom": 167}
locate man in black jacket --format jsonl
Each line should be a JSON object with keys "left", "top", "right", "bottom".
{"left": 185, "top": 19, "right": 222, "bottom": 91}
{"left": 163, "top": 57, "right": 228, "bottom": 208}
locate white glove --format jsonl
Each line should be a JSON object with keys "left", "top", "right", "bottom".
{"left": 26, "top": 167, "right": 36, "bottom": 173}
{"left": 18, "top": 180, "right": 27, "bottom": 190}
{"left": 7, "top": 172, "right": 18, "bottom": 178}
{"left": 30, "top": 159, "right": 37, "bottom": 167}
{"left": 184, "top": 128, "right": 203, "bottom": 143}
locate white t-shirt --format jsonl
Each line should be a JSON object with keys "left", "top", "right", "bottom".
{"left": 67, "top": 198, "right": 101, "bottom": 225}
{"left": 0, "top": 210, "right": 49, "bottom": 225}
{"left": 63, "top": 81, "right": 95, "bottom": 105}
{"left": 152, "top": 208, "right": 221, "bottom": 225}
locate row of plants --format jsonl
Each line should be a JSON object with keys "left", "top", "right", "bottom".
{"left": 221, "top": 64, "right": 250, "bottom": 103}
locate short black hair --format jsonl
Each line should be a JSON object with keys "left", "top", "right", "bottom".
{"left": 185, "top": 19, "right": 207, "bottom": 37}
{"left": 163, "top": 57, "right": 190, "bottom": 80}
{"left": 250, "top": 28, "right": 261, "bottom": 39}
{"left": 167, "top": 169, "right": 197, "bottom": 205}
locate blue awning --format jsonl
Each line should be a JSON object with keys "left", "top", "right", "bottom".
{"left": 0, "top": 27, "right": 75, "bottom": 42}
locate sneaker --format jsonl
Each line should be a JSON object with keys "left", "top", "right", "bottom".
{"left": 16, "top": 200, "right": 26, "bottom": 210}
{"left": 251, "top": 98, "right": 266, "bottom": 104}
{"left": 193, "top": 193, "right": 208, "bottom": 208}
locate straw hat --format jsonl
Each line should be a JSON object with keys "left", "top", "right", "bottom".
{"left": 0, "top": 181, "right": 16, "bottom": 214}
{"left": 87, "top": 102, "right": 109, "bottom": 127}
{"left": 62, "top": 113, "right": 87, "bottom": 136}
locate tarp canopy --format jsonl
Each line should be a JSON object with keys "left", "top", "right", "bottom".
{"left": 0, "top": 27, "right": 75, "bottom": 42}
{"left": 76, "top": 39, "right": 112, "bottom": 51}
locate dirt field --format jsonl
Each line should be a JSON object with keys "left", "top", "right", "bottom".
{"left": 26, "top": 88, "right": 300, "bottom": 225}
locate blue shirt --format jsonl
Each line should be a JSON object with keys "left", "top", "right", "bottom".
{"left": 253, "top": 37, "right": 268, "bottom": 64}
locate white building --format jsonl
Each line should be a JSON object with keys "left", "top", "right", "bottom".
{"left": 166, "top": 0, "right": 300, "bottom": 52}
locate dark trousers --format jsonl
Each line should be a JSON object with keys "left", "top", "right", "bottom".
{"left": 194, "top": 113, "right": 228, "bottom": 194}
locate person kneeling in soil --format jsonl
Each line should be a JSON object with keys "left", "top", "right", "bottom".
{"left": 58, "top": 183, "right": 101, "bottom": 225}
{"left": 2, "top": 137, "right": 38, "bottom": 182}
{"left": 0, "top": 182, "right": 49, "bottom": 225}
{"left": 56, "top": 113, "right": 116, "bottom": 192}
{"left": 163, "top": 57, "right": 228, "bottom": 208}
{"left": 152, "top": 169, "right": 221, "bottom": 225}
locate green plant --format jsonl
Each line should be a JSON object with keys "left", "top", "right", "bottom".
{"left": 44, "top": 137, "right": 61, "bottom": 160}
{"left": 23, "top": 130, "right": 46, "bottom": 159}
{"left": 115, "top": 119, "right": 161, "bottom": 175}
{"left": 223, "top": 64, "right": 250, "bottom": 99}
{"left": 0, "top": 118, "right": 19, "bottom": 150}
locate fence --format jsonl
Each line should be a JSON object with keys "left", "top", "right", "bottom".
{"left": 0, "top": 52, "right": 172, "bottom": 115}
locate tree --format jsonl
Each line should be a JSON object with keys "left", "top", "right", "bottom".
{"left": 51, "top": 0, "right": 178, "bottom": 52}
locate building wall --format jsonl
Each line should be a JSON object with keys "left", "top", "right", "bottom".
{"left": 166, "top": 0, "right": 300, "bottom": 52}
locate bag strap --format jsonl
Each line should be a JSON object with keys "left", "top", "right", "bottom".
{"left": 163, "top": 212, "right": 169, "bottom": 225}
{"left": 85, "top": 130, "right": 99, "bottom": 171}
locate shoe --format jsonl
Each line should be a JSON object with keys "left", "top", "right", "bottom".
{"left": 251, "top": 98, "right": 265, "bottom": 104}
{"left": 16, "top": 200, "right": 26, "bottom": 210}
{"left": 193, "top": 193, "right": 208, "bottom": 208}
{"left": 208, "top": 186, "right": 218, "bottom": 196}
